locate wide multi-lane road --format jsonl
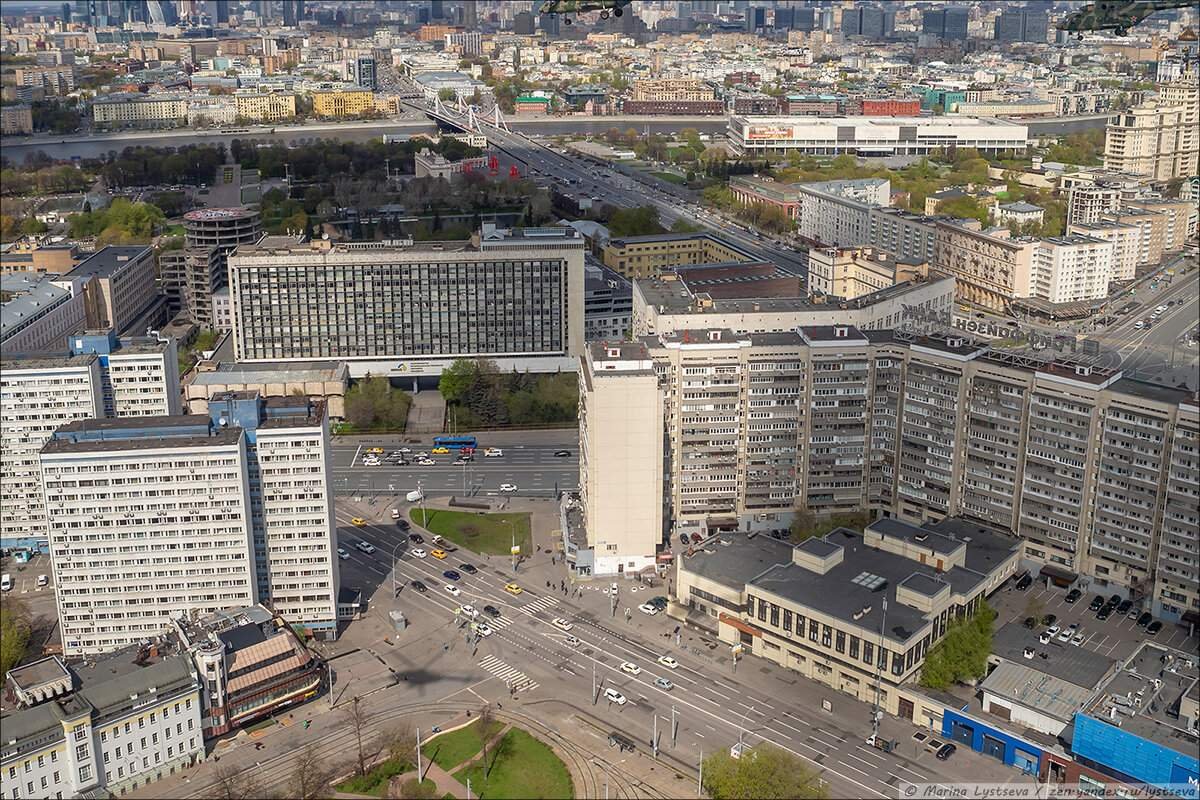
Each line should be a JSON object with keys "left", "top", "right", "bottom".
{"left": 327, "top": 507, "right": 1024, "bottom": 800}
{"left": 329, "top": 429, "right": 579, "bottom": 497}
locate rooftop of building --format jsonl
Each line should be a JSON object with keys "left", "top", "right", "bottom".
{"left": 66, "top": 245, "right": 150, "bottom": 279}
{"left": 606, "top": 231, "right": 756, "bottom": 254}
{"left": 41, "top": 415, "right": 240, "bottom": 455}
{"left": 1083, "top": 643, "right": 1199, "bottom": 757}
{"left": 980, "top": 660, "right": 1095, "bottom": 723}
{"left": 187, "top": 359, "right": 350, "bottom": 386}
{"left": 749, "top": 527, "right": 988, "bottom": 642}
{"left": 0, "top": 352, "right": 96, "bottom": 372}
{"left": 183, "top": 207, "right": 258, "bottom": 222}
{"left": 998, "top": 201, "right": 1043, "bottom": 213}
{"left": 1040, "top": 233, "right": 1108, "bottom": 246}
{"left": 732, "top": 114, "right": 1025, "bottom": 129}
{"left": 588, "top": 339, "right": 652, "bottom": 364}
{"left": 0, "top": 272, "right": 72, "bottom": 341}
{"left": 680, "top": 531, "right": 795, "bottom": 592}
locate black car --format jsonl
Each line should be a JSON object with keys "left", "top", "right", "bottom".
{"left": 460, "top": 563, "right": 478, "bottom": 575}
{"left": 554, "top": 450, "right": 572, "bottom": 457}
{"left": 1116, "top": 599, "right": 1133, "bottom": 615}
{"left": 483, "top": 605, "right": 502, "bottom": 618}
{"left": 411, "top": 580, "right": 427, "bottom": 593}
{"left": 935, "top": 743, "right": 957, "bottom": 761}
{"left": 1107, "top": 594, "right": 1122, "bottom": 606}
{"left": 1096, "top": 605, "right": 1112, "bottom": 621}
{"left": 443, "top": 570, "right": 461, "bottom": 582}
{"left": 1015, "top": 573, "right": 1033, "bottom": 591}
{"left": 409, "top": 533, "right": 424, "bottom": 544}
{"left": 1136, "top": 612, "right": 1153, "bottom": 627}
{"left": 679, "top": 533, "right": 690, "bottom": 547}
{"left": 1065, "top": 588, "right": 1082, "bottom": 604}
{"left": 1042, "top": 614, "right": 1057, "bottom": 627}
{"left": 1089, "top": 595, "right": 1105, "bottom": 611}
{"left": 1146, "top": 620, "right": 1163, "bottom": 635}
{"left": 397, "top": 519, "right": 411, "bottom": 531}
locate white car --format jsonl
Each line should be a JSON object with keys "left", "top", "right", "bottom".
{"left": 411, "top": 548, "right": 427, "bottom": 559}
{"left": 638, "top": 603, "right": 659, "bottom": 615}
{"left": 499, "top": 483, "right": 518, "bottom": 493}
{"left": 1039, "top": 632, "right": 1052, "bottom": 644}
{"left": 620, "top": 661, "right": 641, "bottom": 676}
{"left": 460, "top": 605, "right": 479, "bottom": 618}
{"left": 337, "top": 547, "right": 350, "bottom": 560}
{"left": 445, "top": 584, "right": 461, "bottom": 597}
{"left": 1045, "top": 624, "right": 1061, "bottom": 638}
{"left": 1071, "top": 632, "right": 1086, "bottom": 647}
{"left": 476, "top": 623, "right": 494, "bottom": 637}
{"left": 657, "top": 656, "right": 679, "bottom": 670}
{"left": 484, "top": 448, "right": 503, "bottom": 457}
{"left": 604, "top": 688, "right": 627, "bottom": 705}
{"left": 1056, "top": 628, "right": 1072, "bottom": 642}
{"left": 355, "top": 541, "right": 376, "bottom": 554}
{"left": 417, "top": 458, "right": 436, "bottom": 466}
{"left": 397, "top": 447, "right": 412, "bottom": 453}
{"left": 552, "top": 618, "right": 573, "bottom": 632}
{"left": 564, "top": 635, "right": 580, "bottom": 647}
{"left": 36, "top": 574, "right": 48, "bottom": 587}
{"left": 363, "top": 458, "right": 381, "bottom": 467}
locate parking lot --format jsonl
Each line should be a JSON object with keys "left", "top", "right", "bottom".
{"left": 1, "top": 552, "right": 54, "bottom": 598}
{"left": 993, "top": 577, "right": 1198, "bottom": 663}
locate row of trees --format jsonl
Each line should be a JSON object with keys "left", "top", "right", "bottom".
{"left": 343, "top": 376, "right": 412, "bottom": 432}
{"left": 0, "top": 163, "right": 91, "bottom": 197}
{"left": 439, "top": 359, "right": 577, "bottom": 429}
{"left": 95, "top": 144, "right": 228, "bottom": 190}
{"left": 231, "top": 135, "right": 482, "bottom": 184}
{"left": 919, "top": 604, "right": 998, "bottom": 690}
{"left": 701, "top": 185, "right": 796, "bottom": 235}
{"left": 67, "top": 198, "right": 165, "bottom": 244}
{"left": 0, "top": 596, "right": 31, "bottom": 676}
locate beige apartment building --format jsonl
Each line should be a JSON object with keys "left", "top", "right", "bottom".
{"left": 630, "top": 78, "right": 715, "bottom": 101}
{"left": 1066, "top": 220, "right": 1140, "bottom": 281}
{"left": 92, "top": 93, "right": 189, "bottom": 128}
{"left": 0, "top": 103, "right": 33, "bottom": 135}
{"left": 1100, "top": 207, "right": 1166, "bottom": 268}
{"left": 574, "top": 342, "right": 664, "bottom": 577}
{"left": 1030, "top": 234, "right": 1115, "bottom": 304}
{"left": 674, "top": 517, "right": 1020, "bottom": 719}
{"left": 234, "top": 91, "right": 296, "bottom": 122}
{"left": 599, "top": 326, "right": 1199, "bottom": 625}
{"left": 806, "top": 246, "right": 928, "bottom": 300}
{"left": 601, "top": 232, "right": 757, "bottom": 279}
{"left": 1156, "top": 81, "right": 1199, "bottom": 179}
{"left": 1127, "top": 198, "right": 1198, "bottom": 252}
{"left": 311, "top": 89, "right": 374, "bottom": 117}
{"left": 1103, "top": 90, "right": 1195, "bottom": 181}
{"left": 933, "top": 221, "right": 1036, "bottom": 310}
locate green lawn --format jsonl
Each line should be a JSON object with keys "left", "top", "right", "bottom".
{"left": 422, "top": 719, "right": 505, "bottom": 771}
{"left": 334, "top": 757, "right": 413, "bottom": 797}
{"left": 454, "top": 728, "right": 574, "bottom": 800}
{"left": 650, "top": 170, "right": 686, "bottom": 184}
{"left": 409, "top": 509, "right": 531, "bottom": 557}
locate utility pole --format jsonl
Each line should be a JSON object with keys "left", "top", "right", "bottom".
{"left": 416, "top": 728, "right": 424, "bottom": 782}
{"left": 466, "top": 778, "right": 471, "bottom": 800}
{"left": 592, "top": 661, "right": 597, "bottom": 704}
{"left": 652, "top": 714, "right": 658, "bottom": 759}
{"left": 671, "top": 705, "right": 678, "bottom": 747}
{"left": 327, "top": 661, "right": 334, "bottom": 709}
{"left": 697, "top": 750, "right": 703, "bottom": 796}
{"left": 418, "top": 480, "right": 427, "bottom": 528}
{"left": 871, "top": 596, "right": 888, "bottom": 743}
{"left": 610, "top": 583, "right": 617, "bottom": 618}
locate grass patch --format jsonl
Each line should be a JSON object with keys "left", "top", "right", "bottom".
{"left": 409, "top": 509, "right": 531, "bottom": 556}
{"left": 335, "top": 757, "right": 412, "bottom": 797}
{"left": 454, "top": 727, "right": 574, "bottom": 800}
{"left": 422, "top": 719, "right": 505, "bottom": 772}
{"left": 650, "top": 170, "right": 686, "bottom": 185}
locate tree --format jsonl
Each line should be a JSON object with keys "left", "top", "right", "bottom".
{"left": 937, "top": 195, "right": 991, "bottom": 227}
{"left": 347, "top": 696, "right": 381, "bottom": 778}
{"left": 393, "top": 778, "right": 438, "bottom": 799}
{"left": 607, "top": 205, "right": 665, "bottom": 237}
{"left": 437, "top": 88, "right": 457, "bottom": 102}
{"left": 344, "top": 376, "right": 412, "bottom": 431}
{"left": 701, "top": 743, "right": 828, "bottom": 799}
{"left": 0, "top": 596, "right": 32, "bottom": 675}
{"left": 478, "top": 705, "right": 495, "bottom": 767}
{"left": 438, "top": 359, "right": 478, "bottom": 406}
{"left": 289, "top": 745, "right": 335, "bottom": 800}
{"left": 919, "top": 604, "right": 998, "bottom": 690}
{"left": 204, "top": 762, "right": 264, "bottom": 800}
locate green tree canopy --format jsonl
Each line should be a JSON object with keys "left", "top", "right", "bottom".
{"left": 1, "top": 596, "right": 32, "bottom": 675}
{"left": 920, "top": 603, "right": 998, "bottom": 690}
{"left": 344, "top": 376, "right": 412, "bottom": 431}
{"left": 67, "top": 198, "right": 165, "bottom": 243}
{"left": 702, "top": 743, "right": 828, "bottom": 800}
{"left": 607, "top": 205, "right": 665, "bottom": 237}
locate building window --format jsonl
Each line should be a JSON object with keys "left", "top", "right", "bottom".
{"left": 849, "top": 636, "right": 860, "bottom": 659}
{"left": 783, "top": 610, "right": 793, "bottom": 633}
{"left": 79, "top": 766, "right": 91, "bottom": 783}
{"left": 821, "top": 625, "right": 832, "bottom": 647}
{"left": 835, "top": 631, "right": 846, "bottom": 654}
{"left": 809, "top": 619, "right": 819, "bottom": 642}
{"left": 863, "top": 641, "right": 874, "bottom": 666}
{"left": 73, "top": 728, "right": 87, "bottom": 742}
{"left": 74, "top": 745, "right": 88, "bottom": 761}
{"left": 769, "top": 605, "right": 779, "bottom": 627}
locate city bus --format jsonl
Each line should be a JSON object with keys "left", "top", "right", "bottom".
{"left": 432, "top": 435, "right": 478, "bottom": 451}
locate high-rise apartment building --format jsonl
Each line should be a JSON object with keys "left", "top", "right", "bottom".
{"left": 227, "top": 227, "right": 585, "bottom": 376}
{"left": 1066, "top": 221, "right": 1140, "bottom": 282}
{"left": 40, "top": 391, "right": 339, "bottom": 656}
{"left": 1104, "top": 91, "right": 1195, "bottom": 181}
{"left": 933, "top": 222, "right": 1037, "bottom": 310}
{"left": 1030, "top": 235, "right": 1115, "bottom": 304}
{"left": 574, "top": 342, "right": 663, "bottom": 577}
{"left": 1, "top": 332, "right": 180, "bottom": 547}
{"left": 582, "top": 327, "right": 1199, "bottom": 623}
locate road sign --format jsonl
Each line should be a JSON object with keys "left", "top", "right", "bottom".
{"left": 510, "top": 545, "right": 520, "bottom": 556}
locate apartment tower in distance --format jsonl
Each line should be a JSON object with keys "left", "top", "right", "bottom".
{"left": 40, "top": 391, "right": 339, "bottom": 656}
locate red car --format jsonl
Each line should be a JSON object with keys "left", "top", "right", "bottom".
{"left": 690, "top": 532, "right": 702, "bottom": 544}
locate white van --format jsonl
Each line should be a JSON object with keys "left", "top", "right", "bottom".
{"left": 391, "top": 508, "right": 401, "bottom": 520}
{"left": 406, "top": 489, "right": 424, "bottom": 503}
{"left": 1, "top": 574, "right": 12, "bottom": 592}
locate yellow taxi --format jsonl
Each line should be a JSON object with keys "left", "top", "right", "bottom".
{"left": 351, "top": 517, "right": 367, "bottom": 527}
{"left": 431, "top": 548, "right": 448, "bottom": 559}
{"left": 367, "top": 447, "right": 384, "bottom": 455}
{"left": 504, "top": 582, "right": 523, "bottom": 596}
{"left": 431, "top": 446, "right": 451, "bottom": 454}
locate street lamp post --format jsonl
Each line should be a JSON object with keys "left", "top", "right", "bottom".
{"left": 416, "top": 728, "right": 424, "bottom": 782}
{"left": 418, "top": 480, "right": 428, "bottom": 528}
{"left": 503, "top": 519, "right": 517, "bottom": 572}
{"left": 391, "top": 541, "right": 406, "bottom": 599}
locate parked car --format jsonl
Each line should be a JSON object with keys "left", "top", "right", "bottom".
{"left": 1117, "top": 600, "right": 1133, "bottom": 615}
{"left": 411, "top": 580, "right": 427, "bottom": 593}
{"left": 1042, "top": 614, "right": 1057, "bottom": 627}
{"left": 638, "top": 603, "right": 660, "bottom": 615}
{"left": 1126, "top": 606, "right": 1142, "bottom": 620}
{"left": 1096, "top": 605, "right": 1112, "bottom": 621}
{"left": 1136, "top": 612, "right": 1153, "bottom": 627}
{"left": 1056, "top": 628, "right": 1072, "bottom": 642}
{"left": 1046, "top": 624, "right": 1062, "bottom": 638}
{"left": 1065, "top": 589, "right": 1082, "bottom": 604}
{"left": 1146, "top": 621, "right": 1163, "bottom": 635}
{"left": 1088, "top": 595, "right": 1105, "bottom": 611}
{"left": 1071, "top": 632, "right": 1086, "bottom": 646}
{"left": 936, "top": 743, "right": 957, "bottom": 761}
{"left": 1015, "top": 573, "right": 1033, "bottom": 590}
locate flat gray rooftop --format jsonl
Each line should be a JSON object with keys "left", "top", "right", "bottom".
{"left": 1086, "top": 643, "right": 1199, "bottom": 757}
{"left": 682, "top": 533, "right": 794, "bottom": 592}
{"left": 992, "top": 622, "right": 1117, "bottom": 689}
{"left": 67, "top": 246, "right": 149, "bottom": 278}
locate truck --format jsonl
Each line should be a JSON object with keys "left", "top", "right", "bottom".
{"left": 865, "top": 734, "right": 897, "bottom": 753}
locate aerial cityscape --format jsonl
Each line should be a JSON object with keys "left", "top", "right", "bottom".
{"left": 0, "top": 1, "right": 1197, "bottom": 799}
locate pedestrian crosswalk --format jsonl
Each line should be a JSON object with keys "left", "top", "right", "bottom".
{"left": 478, "top": 653, "right": 539, "bottom": 692}
{"left": 518, "top": 594, "right": 560, "bottom": 616}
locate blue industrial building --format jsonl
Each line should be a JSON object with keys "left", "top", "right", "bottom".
{"left": 941, "top": 707, "right": 1045, "bottom": 775}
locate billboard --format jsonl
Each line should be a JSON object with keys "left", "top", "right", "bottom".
{"left": 746, "top": 125, "right": 793, "bottom": 140}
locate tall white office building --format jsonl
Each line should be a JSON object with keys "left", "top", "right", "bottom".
{"left": 0, "top": 332, "right": 180, "bottom": 546}
{"left": 39, "top": 391, "right": 339, "bottom": 657}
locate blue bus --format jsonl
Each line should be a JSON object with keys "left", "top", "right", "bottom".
{"left": 433, "top": 435, "right": 478, "bottom": 451}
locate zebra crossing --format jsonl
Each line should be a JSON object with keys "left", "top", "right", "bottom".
{"left": 518, "top": 594, "right": 560, "bottom": 616}
{"left": 478, "top": 653, "right": 539, "bottom": 692}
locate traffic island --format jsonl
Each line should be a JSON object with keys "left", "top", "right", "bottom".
{"left": 408, "top": 507, "right": 532, "bottom": 556}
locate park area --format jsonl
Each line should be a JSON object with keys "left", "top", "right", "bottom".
{"left": 421, "top": 719, "right": 574, "bottom": 800}
{"left": 409, "top": 508, "right": 531, "bottom": 557}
